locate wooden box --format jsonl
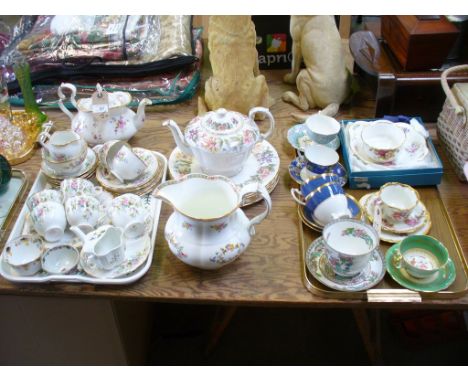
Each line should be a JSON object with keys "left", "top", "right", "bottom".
{"left": 381, "top": 16, "right": 459, "bottom": 71}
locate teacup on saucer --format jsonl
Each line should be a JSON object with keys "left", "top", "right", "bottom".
{"left": 386, "top": 242, "right": 456, "bottom": 292}
{"left": 3, "top": 235, "right": 44, "bottom": 276}
{"left": 306, "top": 236, "right": 385, "bottom": 292}
{"left": 287, "top": 124, "right": 340, "bottom": 152}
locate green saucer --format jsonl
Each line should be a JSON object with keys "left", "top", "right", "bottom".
{"left": 386, "top": 243, "right": 456, "bottom": 293}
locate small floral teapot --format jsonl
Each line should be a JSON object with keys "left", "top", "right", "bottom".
{"left": 58, "top": 83, "right": 152, "bottom": 146}
{"left": 163, "top": 107, "right": 275, "bottom": 177}
{"left": 153, "top": 174, "right": 272, "bottom": 270}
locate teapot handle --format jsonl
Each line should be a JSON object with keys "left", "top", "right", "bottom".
{"left": 248, "top": 107, "right": 275, "bottom": 140}
{"left": 57, "top": 83, "right": 78, "bottom": 120}
{"left": 240, "top": 183, "right": 272, "bottom": 237}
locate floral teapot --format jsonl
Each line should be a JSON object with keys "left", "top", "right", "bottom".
{"left": 58, "top": 83, "right": 152, "bottom": 146}
{"left": 153, "top": 174, "right": 272, "bottom": 270}
{"left": 163, "top": 107, "right": 275, "bottom": 177}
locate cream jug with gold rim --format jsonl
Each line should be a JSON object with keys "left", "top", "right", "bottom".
{"left": 153, "top": 174, "right": 272, "bottom": 270}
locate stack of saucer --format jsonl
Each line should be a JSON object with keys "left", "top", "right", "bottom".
{"left": 359, "top": 182, "right": 431, "bottom": 243}
{"left": 95, "top": 144, "right": 164, "bottom": 196}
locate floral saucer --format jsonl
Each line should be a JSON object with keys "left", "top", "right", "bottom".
{"left": 41, "top": 148, "right": 97, "bottom": 180}
{"left": 361, "top": 192, "right": 429, "bottom": 234}
{"left": 306, "top": 237, "right": 385, "bottom": 292}
{"left": 349, "top": 122, "right": 429, "bottom": 168}
{"left": 96, "top": 148, "right": 159, "bottom": 192}
{"left": 168, "top": 140, "right": 280, "bottom": 199}
{"left": 80, "top": 233, "right": 151, "bottom": 279}
{"left": 386, "top": 243, "right": 456, "bottom": 292}
{"left": 298, "top": 194, "right": 363, "bottom": 232}
{"left": 287, "top": 124, "right": 341, "bottom": 152}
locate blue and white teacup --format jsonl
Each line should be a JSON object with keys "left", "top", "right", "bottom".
{"left": 305, "top": 114, "right": 341, "bottom": 145}
{"left": 323, "top": 218, "right": 379, "bottom": 277}
{"left": 300, "top": 173, "right": 340, "bottom": 196}
{"left": 291, "top": 182, "right": 351, "bottom": 226}
{"left": 304, "top": 144, "right": 339, "bottom": 174}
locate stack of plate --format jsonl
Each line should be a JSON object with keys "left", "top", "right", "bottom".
{"left": 41, "top": 148, "right": 97, "bottom": 187}
{"left": 168, "top": 140, "right": 281, "bottom": 207}
{"left": 96, "top": 148, "right": 165, "bottom": 196}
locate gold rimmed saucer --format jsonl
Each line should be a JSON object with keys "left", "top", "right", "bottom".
{"left": 298, "top": 194, "right": 363, "bottom": 232}
{"left": 98, "top": 153, "right": 165, "bottom": 195}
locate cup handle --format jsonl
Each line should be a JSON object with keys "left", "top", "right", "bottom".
{"left": 37, "top": 131, "right": 51, "bottom": 145}
{"left": 248, "top": 107, "right": 275, "bottom": 140}
{"left": 240, "top": 183, "right": 272, "bottom": 237}
{"left": 110, "top": 170, "right": 126, "bottom": 184}
{"left": 290, "top": 188, "right": 306, "bottom": 206}
{"left": 393, "top": 248, "right": 403, "bottom": 269}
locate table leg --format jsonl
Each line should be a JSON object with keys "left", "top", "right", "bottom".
{"left": 205, "top": 305, "right": 237, "bottom": 355}
{"left": 352, "top": 308, "right": 383, "bottom": 365}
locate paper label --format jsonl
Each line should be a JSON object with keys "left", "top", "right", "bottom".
{"left": 91, "top": 90, "right": 109, "bottom": 119}
{"left": 373, "top": 200, "right": 382, "bottom": 237}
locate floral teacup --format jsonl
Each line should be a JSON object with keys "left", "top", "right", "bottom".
{"left": 323, "top": 218, "right": 379, "bottom": 277}
{"left": 27, "top": 189, "right": 63, "bottom": 211}
{"left": 29, "top": 202, "right": 67, "bottom": 242}
{"left": 361, "top": 121, "right": 406, "bottom": 163}
{"left": 60, "top": 178, "right": 102, "bottom": 201}
{"left": 4, "top": 235, "right": 44, "bottom": 276}
{"left": 109, "top": 143, "right": 147, "bottom": 183}
{"left": 378, "top": 182, "right": 419, "bottom": 224}
{"left": 108, "top": 193, "right": 151, "bottom": 239}
{"left": 65, "top": 195, "right": 105, "bottom": 234}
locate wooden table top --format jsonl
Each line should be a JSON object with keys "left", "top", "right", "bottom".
{"left": 1, "top": 69, "right": 467, "bottom": 308}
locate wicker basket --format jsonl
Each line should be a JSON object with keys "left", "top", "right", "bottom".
{"left": 437, "top": 64, "right": 468, "bottom": 182}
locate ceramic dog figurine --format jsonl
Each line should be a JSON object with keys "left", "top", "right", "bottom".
{"left": 282, "top": 16, "right": 351, "bottom": 120}
{"left": 198, "top": 16, "right": 273, "bottom": 118}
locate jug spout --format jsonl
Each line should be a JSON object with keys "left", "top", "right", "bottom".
{"left": 134, "top": 98, "right": 152, "bottom": 130}
{"left": 162, "top": 119, "right": 193, "bottom": 156}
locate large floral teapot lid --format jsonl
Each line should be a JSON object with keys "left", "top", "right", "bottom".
{"left": 185, "top": 108, "right": 269, "bottom": 153}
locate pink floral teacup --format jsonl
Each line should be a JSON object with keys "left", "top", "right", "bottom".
{"left": 108, "top": 193, "right": 151, "bottom": 239}
{"left": 378, "top": 182, "right": 419, "bottom": 224}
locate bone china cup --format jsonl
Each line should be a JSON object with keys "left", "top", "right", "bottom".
{"left": 27, "top": 189, "right": 63, "bottom": 211}
{"left": 305, "top": 114, "right": 341, "bottom": 145}
{"left": 60, "top": 178, "right": 102, "bottom": 201}
{"left": 379, "top": 182, "right": 419, "bottom": 223}
{"left": 109, "top": 193, "right": 150, "bottom": 239}
{"left": 323, "top": 218, "right": 379, "bottom": 277}
{"left": 4, "top": 235, "right": 44, "bottom": 276}
{"left": 361, "top": 121, "right": 406, "bottom": 163}
{"left": 30, "top": 202, "right": 67, "bottom": 242}
{"left": 398, "top": 235, "right": 449, "bottom": 279}
{"left": 109, "top": 143, "right": 147, "bottom": 183}
{"left": 300, "top": 173, "right": 340, "bottom": 197}
{"left": 41, "top": 245, "right": 80, "bottom": 275}
{"left": 304, "top": 144, "right": 339, "bottom": 174}
{"left": 65, "top": 195, "right": 103, "bottom": 233}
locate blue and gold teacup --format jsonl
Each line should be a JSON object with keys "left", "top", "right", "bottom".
{"left": 304, "top": 144, "right": 339, "bottom": 174}
{"left": 291, "top": 181, "right": 351, "bottom": 226}
{"left": 299, "top": 173, "right": 340, "bottom": 196}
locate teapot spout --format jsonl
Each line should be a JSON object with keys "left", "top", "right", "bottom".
{"left": 70, "top": 225, "right": 88, "bottom": 242}
{"left": 134, "top": 98, "right": 152, "bottom": 130}
{"left": 162, "top": 119, "right": 193, "bottom": 156}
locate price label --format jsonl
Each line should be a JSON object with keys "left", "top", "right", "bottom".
{"left": 91, "top": 88, "right": 110, "bottom": 120}
{"left": 373, "top": 200, "right": 382, "bottom": 237}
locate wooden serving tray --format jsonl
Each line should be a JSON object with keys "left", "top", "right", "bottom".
{"left": 299, "top": 186, "right": 468, "bottom": 301}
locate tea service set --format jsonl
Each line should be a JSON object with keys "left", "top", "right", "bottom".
{"left": 2, "top": 177, "right": 154, "bottom": 279}
{"left": 166, "top": 107, "right": 280, "bottom": 206}
{"left": 287, "top": 115, "right": 455, "bottom": 293}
